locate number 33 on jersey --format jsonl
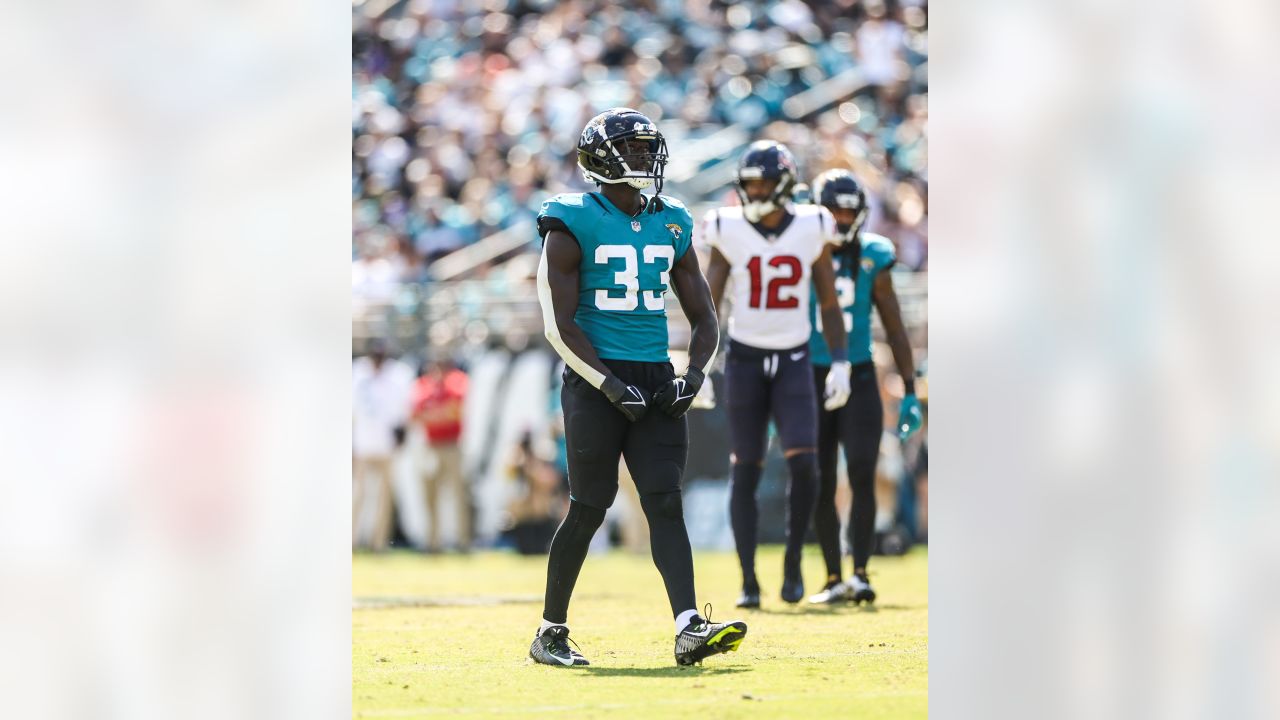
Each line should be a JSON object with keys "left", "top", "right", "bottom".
{"left": 537, "top": 192, "right": 694, "bottom": 363}
{"left": 701, "top": 204, "right": 840, "bottom": 350}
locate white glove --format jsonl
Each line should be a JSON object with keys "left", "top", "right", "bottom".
{"left": 823, "top": 361, "right": 852, "bottom": 410}
{"left": 690, "top": 375, "right": 717, "bottom": 409}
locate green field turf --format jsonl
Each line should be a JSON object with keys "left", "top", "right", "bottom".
{"left": 353, "top": 545, "right": 927, "bottom": 719}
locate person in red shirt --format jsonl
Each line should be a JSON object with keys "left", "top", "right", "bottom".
{"left": 412, "top": 359, "right": 470, "bottom": 552}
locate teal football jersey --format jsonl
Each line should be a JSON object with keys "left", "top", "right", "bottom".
{"left": 808, "top": 232, "right": 896, "bottom": 366}
{"left": 538, "top": 192, "right": 694, "bottom": 362}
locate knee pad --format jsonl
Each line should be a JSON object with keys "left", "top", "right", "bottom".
{"left": 639, "top": 490, "right": 684, "bottom": 522}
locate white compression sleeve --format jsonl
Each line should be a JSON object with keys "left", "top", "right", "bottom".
{"left": 538, "top": 245, "right": 607, "bottom": 389}
{"left": 699, "top": 330, "right": 718, "bottom": 376}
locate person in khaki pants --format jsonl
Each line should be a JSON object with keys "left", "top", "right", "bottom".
{"left": 412, "top": 360, "right": 470, "bottom": 552}
{"left": 353, "top": 340, "right": 413, "bottom": 552}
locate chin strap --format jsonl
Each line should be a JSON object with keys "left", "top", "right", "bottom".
{"left": 743, "top": 200, "right": 780, "bottom": 223}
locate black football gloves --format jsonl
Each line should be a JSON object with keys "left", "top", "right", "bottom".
{"left": 652, "top": 366, "right": 705, "bottom": 419}
{"left": 600, "top": 375, "right": 650, "bottom": 422}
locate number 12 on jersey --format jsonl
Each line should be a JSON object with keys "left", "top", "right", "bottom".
{"left": 746, "top": 255, "right": 803, "bottom": 309}
{"left": 595, "top": 244, "right": 675, "bottom": 311}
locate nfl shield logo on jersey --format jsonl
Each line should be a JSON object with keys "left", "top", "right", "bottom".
{"left": 631, "top": 220, "right": 642, "bottom": 232}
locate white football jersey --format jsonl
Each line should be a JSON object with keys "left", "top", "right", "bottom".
{"left": 702, "top": 204, "right": 840, "bottom": 349}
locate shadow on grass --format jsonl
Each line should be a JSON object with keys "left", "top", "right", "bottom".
{"left": 582, "top": 665, "right": 751, "bottom": 678}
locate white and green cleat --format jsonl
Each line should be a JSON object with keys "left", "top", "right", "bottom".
{"left": 529, "top": 625, "right": 589, "bottom": 667}
{"left": 674, "top": 605, "right": 748, "bottom": 666}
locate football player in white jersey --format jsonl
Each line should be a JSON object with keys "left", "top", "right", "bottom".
{"left": 701, "top": 141, "right": 853, "bottom": 607}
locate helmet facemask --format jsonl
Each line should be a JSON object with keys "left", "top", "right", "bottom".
{"left": 814, "top": 170, "right": 869, "bottom": 245}
{"left": 578, "top": 123, "right": 669, "bottom": 194}
{"left": 827, "top": 192, "right": 869, "bottom": 244}
{"left": 736, "top": 168, "right": 796, "bottom": 223}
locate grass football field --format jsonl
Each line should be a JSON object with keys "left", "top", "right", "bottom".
{"left": 353, "top": 545, "right": 927, "bottom": 718}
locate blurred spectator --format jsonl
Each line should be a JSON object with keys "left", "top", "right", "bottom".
{"left": 501, "top": 431, "right": 566, "bottom": 555}
{"left": 855, "top": 1, "right": 907, "bottom": 89}
{"left": 548, "top": 368, "right": 569, "bottom": 492}
{"left": 352, "top": 339, "right": 414, "bottom": 551}
{"left": 609, "top": 461, "right": 650, "bottom": 555}
{"left": 411, "top": 358, "right": 471, "bottom": 552}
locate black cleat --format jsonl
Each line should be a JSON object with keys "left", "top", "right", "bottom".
{"left": 528, "top": 625, "right": 589, "bottom": 667}
{"left": 849, "top": 573, "right": 877, "bottom": 604}
{"left": 675, "top": 604, "right": 748, "bottom": 666}
{"left": 736, "top": 580, "right": 761, "bottom": 609}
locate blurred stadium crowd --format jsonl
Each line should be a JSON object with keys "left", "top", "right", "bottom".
{"left": 353, "top": 0, "right": 928, "bottom": 282}
{"left": 352, "top": 0, "right": 928, "bottom": 556}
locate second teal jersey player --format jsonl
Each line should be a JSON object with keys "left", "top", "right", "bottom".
{"left": 804, "top": 169, "right": 923, "bottom": 606}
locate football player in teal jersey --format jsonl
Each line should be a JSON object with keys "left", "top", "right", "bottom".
{"left": 529, "top": 108, "right": 747, "bottom": 668}
{"left": 804, "top": 169, "right": 923, "bottom": 606}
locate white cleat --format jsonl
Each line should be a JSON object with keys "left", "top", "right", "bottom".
{"left": 808, "top": 580, "right": 854, "bottom": 604}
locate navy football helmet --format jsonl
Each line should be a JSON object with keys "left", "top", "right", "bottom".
{"left": 812, "top": 168, "right": 869, "bottom": 244}
{"left": 736, "top": 141, "right": 798, "bottom": 222}
{"left": 577, "top": 108, "right": 669, "bottom": 194}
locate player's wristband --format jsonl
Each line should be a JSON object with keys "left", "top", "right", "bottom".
{"left": 684, "top": 365, "right": 705, "bottom": 386}
{"left": 830, "top": 347, "right": 849, "bottom": 363}
{"left": 599, "top": 375, "right": 626, "bottom": 403}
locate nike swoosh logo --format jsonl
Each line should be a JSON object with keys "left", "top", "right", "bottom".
{"left": 539, "top": 635, "right": 577, "bottom": 665}
{"left": 790, "top": 351, "right": 805, "bottom": 361}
